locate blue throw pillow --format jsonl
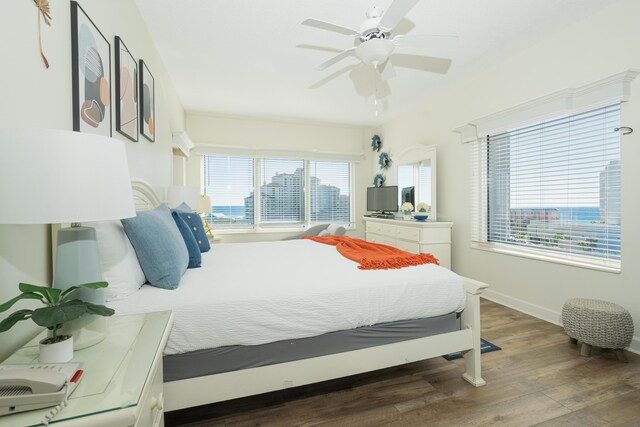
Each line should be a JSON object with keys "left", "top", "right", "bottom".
{"left": 177, "top": 212, "right": 211, "bottom": 253}
{"left": 172, "top": 211, "right": 202, "bottom": 268}
{"left": 121, "top": 204, "right": 189, "bottom": 290}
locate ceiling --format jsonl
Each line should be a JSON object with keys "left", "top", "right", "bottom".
{"left": 134, "top": 0, "right": 611, "bottom": 127}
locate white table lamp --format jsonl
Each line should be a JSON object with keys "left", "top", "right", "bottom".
{"left": 0, "top": 128, "right": 135, "bottom": 348}
{"left": 199, "top": 195, "right": 212, "bottom": 215}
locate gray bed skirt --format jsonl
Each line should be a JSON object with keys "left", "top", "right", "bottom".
{"left": 164, "top": 312, "right": 459, "bottom": 382}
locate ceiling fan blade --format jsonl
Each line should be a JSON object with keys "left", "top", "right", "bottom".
{"left": 394, "top": 34, "right": 458, "bottom": 58}
{"left": 316, "top": 47, "right": 356, "bottom": 71}
{"left": 296, "top": 44, "right": 344, "bottom": 54}
{"left": 302, "top": 18, "right": 359, "bottom": 36}
{"left": 378, "top": 0, "right": 420, "bottom": 32}
{"left": 390, "top": 53, "right": 452, "bottom": 74}
{"left": 378, "top": 60, "right": 396, "bottom": 81}
{"left": 310, "top": 64, "right": 360, "bottom": 89}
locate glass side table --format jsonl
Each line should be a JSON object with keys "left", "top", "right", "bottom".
{"left": 1, "top": 311, "right": 174, "bottom": 427}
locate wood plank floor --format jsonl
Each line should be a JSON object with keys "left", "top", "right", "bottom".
{"left": 165, "top": 299, "right": 640, "bottom": 426}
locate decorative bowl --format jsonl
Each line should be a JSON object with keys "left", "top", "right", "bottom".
{"left": 414, "top": 214, "right": 428, "bottom": 221}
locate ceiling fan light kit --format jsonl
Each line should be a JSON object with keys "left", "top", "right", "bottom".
{"left": 356, "top": 38, "right": 395, "bottom": 66}
{"left": 302, "top": 0, "right": 456, "bottom": 81}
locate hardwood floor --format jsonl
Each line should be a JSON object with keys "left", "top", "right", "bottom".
{"left": 165, "top": 299, "right": 640, "bottom": 426}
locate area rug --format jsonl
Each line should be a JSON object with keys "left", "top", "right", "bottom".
{"left": 442, "top": 339, "right": 501, "bottom": 361}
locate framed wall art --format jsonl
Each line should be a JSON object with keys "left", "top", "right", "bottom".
{"left": 139, "top": 59, "right": 155, "bottom": 142}
{"left": 70, "top": 1, "right": 112, "bottom": 136}
{"left": 115, "top": 36, "right": 138, "bottom": 142}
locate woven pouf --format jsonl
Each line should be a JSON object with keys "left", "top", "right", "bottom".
{"left": 562, "top": 298, "right": 634, "bottom": 362}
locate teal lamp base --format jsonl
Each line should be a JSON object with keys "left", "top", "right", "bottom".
{"left": 54, "top": 225, "right": 107, "bottom": 350}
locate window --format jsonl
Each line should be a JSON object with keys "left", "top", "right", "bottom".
{"left": 202, "top": 156, "right": 254, "bottom": 229}
{"left": 309, "top": 160, "right": 351, "bottom": 223}
{"left": 471, "top": 104, "right": 621, "bottom": 270}
{"left": 259, "top": 159, "right": 305, "bottom": 227}
{"left": 203, "top": 155, "right": 353, "bottom": 230}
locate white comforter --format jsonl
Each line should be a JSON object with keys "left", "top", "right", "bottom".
{"left": 111, "top": 239, "right": 466, "bottom": 355}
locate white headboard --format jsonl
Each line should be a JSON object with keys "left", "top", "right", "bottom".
{"left": 131, "top": 178, "right": 162, "bottom": 211}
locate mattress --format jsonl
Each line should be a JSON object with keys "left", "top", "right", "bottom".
{"left": 111, "top": 239, "right": 465, "bottom": 355}
{"left": 164, "top": 312, "right": 459, "bottom": 382}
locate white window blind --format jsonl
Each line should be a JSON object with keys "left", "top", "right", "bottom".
{"left": 260, "top": 158, "right": 305, "bottom": 226}
{"left": 471, "top": 104, "right": 621, "bottom": 269}
{"left": 203, "top": 156, "right": 254, "bottom": 229}
{"left": 309, "top": 160, "right": 351, "bottom": 224}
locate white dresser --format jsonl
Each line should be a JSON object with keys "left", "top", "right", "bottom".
{"left": 363, "top": 217, "right": 453, "bottom": 269}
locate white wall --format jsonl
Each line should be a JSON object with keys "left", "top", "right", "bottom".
{"left": 0, "top": 0, "right": 184, "bottom": 361}
{"left": 184, "top": 113, "right": 372, "bottom": 242}
{"left": 379, "top": 0, "right": 640, "bottom": 351}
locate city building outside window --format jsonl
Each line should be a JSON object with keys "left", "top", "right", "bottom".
{"left": 203, "top": 155, "right": 352, "bottom": 230}
{"left": 471, "top": 103, "right": 621, "bottom": 271}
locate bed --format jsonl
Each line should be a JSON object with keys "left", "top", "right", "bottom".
{"left": 107, "top": 179, "right": 488, "bottom": 412}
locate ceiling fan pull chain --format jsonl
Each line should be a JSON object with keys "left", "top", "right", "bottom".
{"left": 373, "top": 66, "right": 379, "bottom": 117}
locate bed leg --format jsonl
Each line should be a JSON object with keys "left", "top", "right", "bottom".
{"left": 461, "top": 289, "right": 486, "bottom": 387}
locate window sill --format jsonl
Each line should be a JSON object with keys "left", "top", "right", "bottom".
{"left": 470, "top": 242, "right": 621, "bottom": 274}
{"left": 211, "top": 224, "right": 355, "bottom": 235}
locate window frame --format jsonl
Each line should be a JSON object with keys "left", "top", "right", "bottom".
{"left": 470, "top": 104, "right": 622, "bottom": 273}
{"left": 457, "top": 71, "right": 638, "bottom": 273}
{"left": 202, "top": 155, "right": 355, "bottom": 233}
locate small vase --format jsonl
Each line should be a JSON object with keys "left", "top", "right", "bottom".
{"left": 39, "top": 335, "right": 74, "bottom": 363}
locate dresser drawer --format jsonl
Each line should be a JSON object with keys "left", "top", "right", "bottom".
{"left": 420, "top": 227, "right": 451, "bottom": 244}
{"left": 396, "top": 240, "right": 420, "bottom": 254}
{"left": 366, "top": 221, "right": 384, "bottom": 234}
{"left": 396, "top": 226, "right": 420, "bottom": 241}
{"left": 135, "top": 356, "right": 164, "bottom": 427}
{"left": 382, "top": 224, "right": 396, "bottom": 236}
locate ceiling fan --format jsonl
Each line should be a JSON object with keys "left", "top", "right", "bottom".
{"left": 302, "top": 0, "right": 457, "bottom": 80}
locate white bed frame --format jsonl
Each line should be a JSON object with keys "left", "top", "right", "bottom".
{"left": 130, "top": 179, "right": 489, "bottom": 412}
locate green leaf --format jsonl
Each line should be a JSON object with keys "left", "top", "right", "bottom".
{"left": 84, "top": 302, "right": 115, "bottom": 317}
{"left": 0, "top": 309, "right": 33, "bottom": 332}
{"left": 60, "top": 281, "right": 108, "bottom": 300}
{"left": 18, "top": 283, "right": 61, "bottom": 304}
{"left": 31, "top": 300, "right": 87, "bottom": 329}
{"left": 0, "top": 292, "right": 42, "bottom": 313}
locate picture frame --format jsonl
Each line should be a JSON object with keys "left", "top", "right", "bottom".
{"left": 114, "top": 36, "right": 138, "bottom": 142}
{"left": 139, "top": 59, "right": 155, "bottom": 142}
{"left": 70, "top": 1, "right": 112, "bottom": 136}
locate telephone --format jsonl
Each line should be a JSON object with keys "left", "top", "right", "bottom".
{"left": 0, "top": 363, "right": 83, "bottom": 417}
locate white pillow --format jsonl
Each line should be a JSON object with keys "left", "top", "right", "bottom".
{"left": 89, "top": 220, "right": 146, "bottom": 302}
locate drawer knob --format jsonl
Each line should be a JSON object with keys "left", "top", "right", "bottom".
{"left": 151, "top": 392, "right": 164, "bottom": 411}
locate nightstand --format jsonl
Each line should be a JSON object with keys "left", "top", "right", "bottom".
{"left": 2, "top": 311, "right": 174, "bottom": 427}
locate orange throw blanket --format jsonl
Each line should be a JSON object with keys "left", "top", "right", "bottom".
{"left": 303, "top": 235, "right": 439, "bottom": 270}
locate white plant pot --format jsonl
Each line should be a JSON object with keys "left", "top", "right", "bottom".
{"left": 39, "top": 335, "right": 74, "bottom": 363}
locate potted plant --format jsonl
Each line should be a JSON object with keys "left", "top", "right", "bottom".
{"left": 417, "top": 202, "right": 430, "bottom": 213}
{"left": 415, "top": 202, "right": 430, "bottom": 221}
{"left": 0, "top": 282, "right": 114, "bottom": 363}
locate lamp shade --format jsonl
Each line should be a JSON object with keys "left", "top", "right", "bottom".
{"left": 199, "top": 195, "right": 212, "bottom": 214}
{"left": 166, "top": 186, "right": 200, "bottom": 210}
{"left": 0, "top": 128, "right": 135, "bottom": 224}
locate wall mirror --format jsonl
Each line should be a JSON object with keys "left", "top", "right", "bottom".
{"left": 392, "top": 144, "right": 437, "bottom": 220}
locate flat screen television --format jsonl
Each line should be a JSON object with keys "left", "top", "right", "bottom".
{"left": 367, "top": 186, "right": 398, "bottom": 213}
{"left": 401, "top": 186, "right": 415, "bottom": 208}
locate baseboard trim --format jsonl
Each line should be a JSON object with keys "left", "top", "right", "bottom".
{"left": 482, "top": 289, "right": 640, "bottom": 355}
